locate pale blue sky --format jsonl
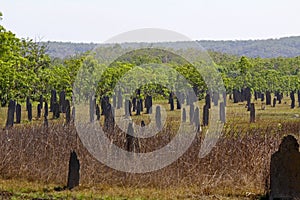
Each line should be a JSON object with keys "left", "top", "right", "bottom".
{"left": 1, "top": 0, "right": 300, "bottom": 42}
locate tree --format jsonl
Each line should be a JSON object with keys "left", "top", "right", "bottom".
{"left": 0, "top": 24, "right": 50, "bottom": 105}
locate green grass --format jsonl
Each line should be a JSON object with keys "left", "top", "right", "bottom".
{"left": 0, "top": 178, "right": 261, "bottom": 199}
{"left": 1, "top": 95, "right": 300, "bottom": 128}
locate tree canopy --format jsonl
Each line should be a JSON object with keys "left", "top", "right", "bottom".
{"left": 1, "top": 22, "right": 300, "bottom": 106}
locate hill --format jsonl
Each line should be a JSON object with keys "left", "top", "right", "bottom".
{"left": 198, "top": 36, "right": 300, "bottom": 58}
{"left": 43, "top": 36, "right": 300, "bottom": 59}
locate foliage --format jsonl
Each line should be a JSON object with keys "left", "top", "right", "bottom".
{"left": 1, "top": 21, "right": 300, "bottom": 106}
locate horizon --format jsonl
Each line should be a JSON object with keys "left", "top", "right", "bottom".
{"left": 41, "top": 35, "right": 300, "bottom": 44}
{"left": 1, "top": 0, "right": 300, "bottom": 43}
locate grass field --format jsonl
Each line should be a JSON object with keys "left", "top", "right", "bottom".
{"left": 0, "top": 95, "right": 300, "bottom": 199}
{"left": 0, "top": 178, "right": 263, "bottom": 200}
{"left": 1, "top": 96, "right": 300, "bottom": 128}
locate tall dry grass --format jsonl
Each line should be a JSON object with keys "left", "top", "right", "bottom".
{"left": 1, "top": 118, "right": 299, "bottom": 196}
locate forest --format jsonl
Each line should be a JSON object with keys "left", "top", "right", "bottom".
{"left": 44, "top": 36, "right": 300, "bottom": 59}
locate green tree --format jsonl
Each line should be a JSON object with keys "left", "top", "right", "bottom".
{"left": 0, "top": 24, "right": 50, "bottom": 104}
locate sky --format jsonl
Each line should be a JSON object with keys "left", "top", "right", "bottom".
{"left": 1, "top": 0, "right": 300, "bottom": 43}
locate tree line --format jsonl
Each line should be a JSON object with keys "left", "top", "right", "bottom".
{"left": 1, "top": 22, "right": 300, "bottom": 107}
{"left": 44, "top": 37, "right": 300, "bottom": 59}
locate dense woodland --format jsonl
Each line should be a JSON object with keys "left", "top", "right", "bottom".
{"left": 44, "top": 36, "right": 300, "bottom": 58}
{"left": 1, "top": 22, "right": 300, "bottom": 107}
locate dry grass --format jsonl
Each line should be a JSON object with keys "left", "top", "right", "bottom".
{"left": 0, "top": 96, "right": 300, "bottom": 199}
